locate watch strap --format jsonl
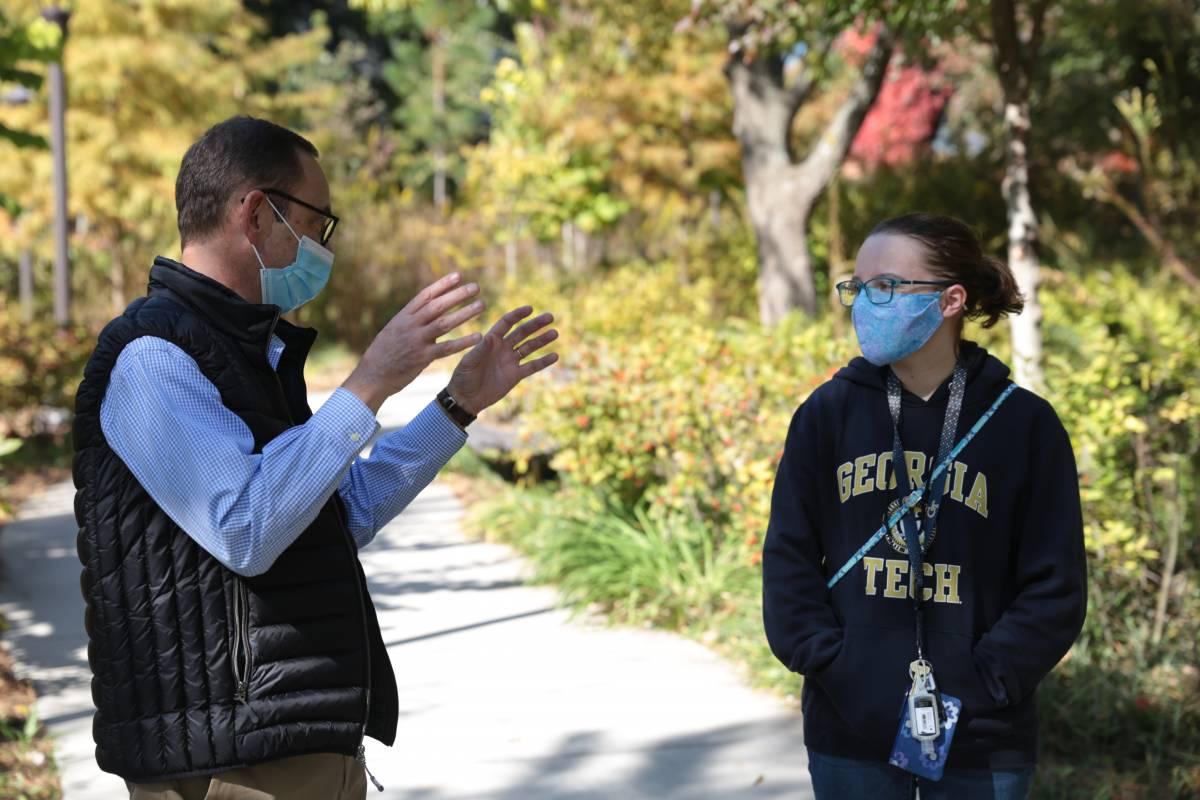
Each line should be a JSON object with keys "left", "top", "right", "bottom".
{"left": 436, "top": 387, "right": 477, "bottom": 429}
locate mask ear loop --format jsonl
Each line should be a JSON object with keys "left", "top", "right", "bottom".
{"left": 264, "top": 194, "right": 303, "bottom": 243}
{"left": 250, "top": 193, "right": 301, "bottom": 270}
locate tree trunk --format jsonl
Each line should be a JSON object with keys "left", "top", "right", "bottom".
{"left": 1151, "top": 462, "right": 1181, "bottom": 647}
{"left": 828, "top": 175, "right": 848, "bottom": 334}
{"left": 505, "top": 236, "right": 517, "bottom": 280}
{"left": 992, "top": 0, "right": 1047, "bottom": 390}
{"left": 18, "top": 249, "right": 34, "bottom": 323}
{"left": 727, "top": 28, "right": 892, "bottom": 325}
{"left": 745, "top": 165, "right": 817, "bottom": 322}
{"left": 1002, "top": 99, "right": 1045, "bottom": 390}
{"left": 431, "top": 30, "right": 447, "bottom": 215}
{"left": 111, "top": 247, "right": 126, "bottom": 315}
{"left": 560, "top": 221, "right": 574, "bottom": 271}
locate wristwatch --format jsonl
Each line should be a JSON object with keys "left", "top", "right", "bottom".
{"left": 436, "top": 387, "right": 477, "bottom": 429}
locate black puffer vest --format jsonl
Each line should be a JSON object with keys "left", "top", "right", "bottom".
{"left": 73, "top": 257, "right": 398, "bottom": 782}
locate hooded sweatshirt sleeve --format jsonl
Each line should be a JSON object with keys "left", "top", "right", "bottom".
{"left": 762, "top": 396, "right": 843, "bottom": 675}
{"left": 972, "top": 399, "right": 1088, "bottom": 708}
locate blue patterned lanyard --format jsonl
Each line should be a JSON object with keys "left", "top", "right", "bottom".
{"left": 826, "top": 379, "right": 1018, "bottom": 591}
{"left": 889, "top": 364, "right": 966, "bottom": 660}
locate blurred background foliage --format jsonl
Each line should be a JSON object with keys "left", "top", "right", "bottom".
{"left": 1, "top": 0, "right": 1198, "bottom": 796}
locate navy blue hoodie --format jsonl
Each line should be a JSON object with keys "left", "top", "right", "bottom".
{"left": 762, "top": 342, "right": 1087, "bottom": 770}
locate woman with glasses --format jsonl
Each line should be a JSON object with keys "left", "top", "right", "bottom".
{"left": 762, "top": 213, "right": 1087, "bottom": 799}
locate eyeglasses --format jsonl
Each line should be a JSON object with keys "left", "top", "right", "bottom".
{"left": 836, "top": 277, "right": 955, "bottom": 307}
{"left": 258, "top": 187, "right": 339, "bottom": 246}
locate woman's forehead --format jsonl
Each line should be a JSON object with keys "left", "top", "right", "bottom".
{"left": 854, "top": 234, "right": 935, "bottom": 281}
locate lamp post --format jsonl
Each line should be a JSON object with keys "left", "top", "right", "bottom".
{"left": 41, "top": 4, "right": 71, "bottom": 327}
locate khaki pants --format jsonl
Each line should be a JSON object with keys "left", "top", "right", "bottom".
{"left": 127, "top": 752, "right": 367, "bottom": 800}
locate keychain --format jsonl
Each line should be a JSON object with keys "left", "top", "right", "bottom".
{"left": 890, "top": 658, "right": 962, "bottom": 781}
{"left": 907, "top": 659, "right": 941, "bottom": 760}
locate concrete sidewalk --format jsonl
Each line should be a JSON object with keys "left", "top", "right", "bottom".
{"left": 0, "top": 374, "right": 811, "bottom": 799}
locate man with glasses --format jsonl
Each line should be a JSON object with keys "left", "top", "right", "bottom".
{"left": 73, "top": 116, "right": 558, "bottom": 798}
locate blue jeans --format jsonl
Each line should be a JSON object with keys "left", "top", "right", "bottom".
{"left": 807, "top": 750, "right": 1035, "bottom": 800}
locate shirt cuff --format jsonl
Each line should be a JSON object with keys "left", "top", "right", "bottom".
{"left": 311, "top": 387, "right": 382, "bottom": 456}
{"left": 410, "top": 399, "right": 469, "bottom": 459}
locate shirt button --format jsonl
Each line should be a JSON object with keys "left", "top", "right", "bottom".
{"left": 350, "top": 432, "right": 362, "bottom": 443}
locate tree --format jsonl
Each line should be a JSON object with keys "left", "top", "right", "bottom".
{"left": 846, "top": 28, "right": 953, "bottom": 170}
{"left": 0, "top": 0, "right": 329, "bottom": 322}
{"left": 1053, "top": 0, "right": 1200, "bottom": 292}
{"left": 985, "top": 0, "right": 1049, "bottom": 389}
{"left": 463, "top": 26, "right": 630, "bottom": 272}
{"left": 680, "top": 2, "right": 901, "bottom": 324}
{"left": 463, "top": 3, "right": 742, "bottom": 275}
{"left": 351, "top": 0, "right": 506, "bottom": 213}
{"left": 0, "top": 9, "right": 56, "bottom": 212}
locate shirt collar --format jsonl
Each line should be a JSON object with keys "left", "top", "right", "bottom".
{"left": 267, "top": 335, "right": 285, "bottom": 371}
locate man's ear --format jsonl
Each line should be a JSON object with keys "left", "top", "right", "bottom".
{"left": 942, "top": 284, "right": 968, "bottom": 320}
{"left": 238, "top": 189, "right": 271, "bottom": 247}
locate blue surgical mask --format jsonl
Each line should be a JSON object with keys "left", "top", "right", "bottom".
{"left": 852, "top": 291, "right": 944, "bottom": 366}
{"left": 252, "top": 196, "right": 333, "bottom": 313}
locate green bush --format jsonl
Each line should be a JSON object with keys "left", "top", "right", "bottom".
{"left": 493, "top": 261, "right": 857, "bottom": 549}
{"left": 1033, "top": 269, "right": 1200, "bottom": 798}
{"left": 0, "top": 304, "right": 92, "bottom": 430}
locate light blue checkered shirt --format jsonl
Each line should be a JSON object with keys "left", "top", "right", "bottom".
{"left": 99, "top": 334, "right": 467, "bottom": 576}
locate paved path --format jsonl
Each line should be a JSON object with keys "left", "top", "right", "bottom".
{"left": 0, "top": 374, "right": 811, "bottom": 799}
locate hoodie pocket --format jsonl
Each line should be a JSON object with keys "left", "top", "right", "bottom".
{"left": 808, "top": 624, "right": 913, "bottom": 737}
{"left": 928, "top": 632, "right": 1019, "bottom": 740}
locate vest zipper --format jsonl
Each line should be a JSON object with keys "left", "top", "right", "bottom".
{"left": 232, "top": 576, "right": 252, "bottom": 702}
{"left": 232, "top": 310, "right": 278, "bottom": 706}
{"left": 343, "top": 526, "right": 383, "bottom": 791}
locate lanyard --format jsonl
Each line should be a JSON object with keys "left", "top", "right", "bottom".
{"left": 825, "top": 380, "right": 1016, "bottom": 591}
{"left": 887, "top": 363, "right": 966, "bottom": 660}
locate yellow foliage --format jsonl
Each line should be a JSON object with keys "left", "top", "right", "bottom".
{"left": 0, "top": 0, "right": 329, "bottom": 318}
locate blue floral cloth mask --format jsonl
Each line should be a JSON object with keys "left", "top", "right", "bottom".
{"left": 252, "top": 195, "right": 334, "bottom": 313}
{"left": 852, "top": 291, "right": 944, "bottom": 366}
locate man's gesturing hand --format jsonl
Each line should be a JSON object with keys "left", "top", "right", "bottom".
{"left": 342, "top": 273, "right": 485, "bottom": 413}
{"left": 447, "top": 306, "right": 559, "bottom": 416}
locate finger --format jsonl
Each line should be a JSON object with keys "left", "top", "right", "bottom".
{"left": 432, "top": 299, "right": 486, "bottom": 337}
{"left": 488, "top": 305, "right": 534, "bottom": 340}
{"left": 517, "top": 352, "right": 559, "bottom": 379}
{"left": 417, "top": 282, "right": 481, "bottom": 324}
{"left": 403, "top": 272, "right": 463, "bottom": 314}
{"left": 503, "top": 311, "right": 555, "bottom": 345}
{"left": 512, "top": 329, "right": 559, "bottom": 359}
{"left": 432, "top": 332, "right": 483, "bottom": 360}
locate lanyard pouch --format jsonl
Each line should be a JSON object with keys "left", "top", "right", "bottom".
{"left": 889, "top": 687, "right": 962, "bottom": 781}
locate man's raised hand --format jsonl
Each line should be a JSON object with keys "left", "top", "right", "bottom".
{"left": 446, "top": 305, "right": 559, "bottom": 416}
{"left": 342, "top": 273, "right": 486, "bottom": 413}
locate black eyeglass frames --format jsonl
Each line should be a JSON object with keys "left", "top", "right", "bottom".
{"left": 836, "top": 277, "right": 955, "bottom": 307}
{"left": 257, "top": 187, "right": 339, "bottom": 247}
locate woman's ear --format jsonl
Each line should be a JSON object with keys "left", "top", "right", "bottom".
{"left": 942, "top": 283, "right": 968, "bottom": 320}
